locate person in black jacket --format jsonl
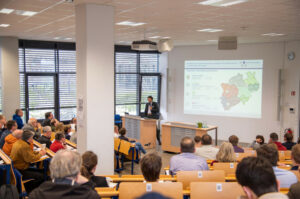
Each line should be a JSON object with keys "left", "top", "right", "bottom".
{"left": 282, "top": 133, "right": 296, "bottom": 150}
{"left": 42, "top": 112, "right": 54, "bottom": 127}
{"left": 29, "top": 150, "right": 100, "bottom": 199}
{"left": 37, "top": 126, "right": 52, "bottom": 148}
{"left": 81, "top": 151, "right": 108, "bottom": 187}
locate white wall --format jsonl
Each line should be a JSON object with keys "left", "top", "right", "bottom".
{"left": 165, "top": 42, "right": 290, "bottom": 143}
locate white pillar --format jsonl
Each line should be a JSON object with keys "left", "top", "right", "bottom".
{"left": 0, "top": 37, "right": 20, "bottom": 118}
{"left": 75, "top": 3, "right": 114, "bottom": 174}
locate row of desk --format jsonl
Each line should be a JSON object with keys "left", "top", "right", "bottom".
{"left": 122, "top": 115, "right": 218, "bottom": 153}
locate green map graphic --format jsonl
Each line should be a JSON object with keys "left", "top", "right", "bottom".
{"left": 221, "top": 72, "right": 260, "bottom": 110}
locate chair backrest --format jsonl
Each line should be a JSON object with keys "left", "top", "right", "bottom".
{"left": 278, "top": 151, "right": 286, "bottom": 161}
{"left": 213, "top": 162, "right": 238, "bottom": 176}
{"left": 190, "top": 182, "right": 245, "bottom": 199}
{"left": 284, "top": 150, "right": 292, "bottom": 160}
{"left": 177, "top": 170, "right": 226, "bottom": 190}
{"left": 115, "top": 114, "right": 121, "bottom": 121}
{"left": 119, "top": 182, "right": 183, "bottom": 199}
{"left": 235, "top": 152, "right": 256, "bottom": 162}
{"left": 114, "top": 138, "right": 121, "bottom": 151}
{"left": 119, "top": 140, "right": 132, "bottom": 155}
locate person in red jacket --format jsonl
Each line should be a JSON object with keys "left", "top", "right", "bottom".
{"left": 269, "top": 132, "right": 286, "bottom": 151}
{"left": 50, "top": 132, "right": 66, "bottom": 153}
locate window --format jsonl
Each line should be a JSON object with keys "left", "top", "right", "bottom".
{"left": 19, "top": 40, "right": 76, "bottom": 122}
{"left": 115, "top": 46, "right": 161, "bottom": 116}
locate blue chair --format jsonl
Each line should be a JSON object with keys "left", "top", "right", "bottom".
{"left": 114, "top": 114, "right": 122, "bottom": 129}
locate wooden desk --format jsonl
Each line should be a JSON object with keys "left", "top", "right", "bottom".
{"left": 65, "top": 139, "right": 77, "bottom": 149}
{"left": 162, "top": 122, "right": 218, "bottom": 153}
{"left": 33, "top": 140, "right": 55, "bottom": 158}
{"left": 122, "top": 115, "right": 157, "bottom": 149}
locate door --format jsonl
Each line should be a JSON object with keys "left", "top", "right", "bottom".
{"left": 25, "top": 74, "right": 57, "bottom": 121}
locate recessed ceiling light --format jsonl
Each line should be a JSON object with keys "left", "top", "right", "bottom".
{"left": 15, "top": 10, "right": 38, "bottom": 16}
{"left": 53, "top": 37, "right": 61, "bottom": 40}
{"left": 116, "top": 21, "right": 146, "bottom": 27}
{"left": 197, "top": 28, "right": 223, "bottom": 32}
{"left": 207, "top": 40, "right": 218, "bottom": 42}
{"left": 0, "top": 24, "right": 10, "bottom": 28}
{"left": 262, "top": 33, "right": 285, "bottom": 36}
{"left": 149, "top": 36, "right": 161, "bottom": 39}
{"left": 65, "top": 37, "right": 72, "bottom": 40}
{"left": 0, "top": 8, "right": 14, "bottom": 14}
{"left": 220, "top": 0, "right": 248, "bottom": 7}
{"left": 198, "top": 0, "right": 223, "bottom": 5}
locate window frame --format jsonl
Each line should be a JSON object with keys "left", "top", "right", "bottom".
{"left": 114, "top": 45, "right": 161, "bottom": 116}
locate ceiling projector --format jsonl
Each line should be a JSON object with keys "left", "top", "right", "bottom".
{"left": 131, "top": 40, "right": 157, "bottom": 51}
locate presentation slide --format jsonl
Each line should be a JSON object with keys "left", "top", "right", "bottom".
{"left": 184, "top": 60, "right": 263, "bottom": 118}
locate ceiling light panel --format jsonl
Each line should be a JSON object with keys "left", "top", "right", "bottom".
{"left": 116, "top": 21, "right": 146, "bottom": 27}
{"left": 262, "top": 33, "right": 285, "bottom": 36}
{"left": 197, "top": 28, "right": 223, "bottom": 32}
{"left": 0, "top": 8, "right": 14, "bottom": 14}
{"left": 0, "top": 24, "right": 10, "bottom": 27}
{"left": 15, "top": 10, "right": 38, "bottom": 16}
{"left": 198, "top": 0, "right": 248, "bottom": 7}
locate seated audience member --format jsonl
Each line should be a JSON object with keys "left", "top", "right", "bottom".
{"left": 70, "top": 117, "right": 77, "bottom": 131}
{"left": 12, "top": 109, "right": 24, "bottom": 129}
{"left": 288, "top": 144, "right": 300, "bottom": 199}
{"left": 0, "top": 120, "right": 18, "bottom": 148}
{"left": 250, "top": 135, "right": 265, "bottom": 150}
{"left": 50, "top": 132, "right": 66, "bottom": 153}
{"left": 140, "top": 152, "right": 162, "bottom": 182}
{"left": 50, "top": 118, "right": 58, "bottom": 132}
{"left": 2, "top": 129, "right": 23, "bottom": 156}
{"left": 282, "top": 133, "right": 296, "bottom": 150}
{"left": 170, "top": 137, "right": 208, "bottom": 175}
{"left": 23, "top": 118, "right": 42, "bottom": 139}
{"left": 269, "top": 132, "right": 286, "bottom": 150}
{"left": 114, "top": 125, "right": 119, "bottom": 138}
{"left": 211, "top": 142, "right": 236, "bottom": 165}
{"left": 236, "top": 157, "right": 288, "bottom": 199}
{"left": 70, "top": 129, "right": 77, "bottom": 144}
{"left": 10, "top": 130, "right": 46, "bottom": 193}
{"left": 55, "top": 122, "right": 64, "bottom": 133}
{"left": 81, "top": 151, "right": 108, "bottom": 187}
{"left": 29, "top": 150, "right": 100, "bottom": 199}
{"left": 229, "top": 135, "right": 244, "bottom": 153}
{"left": 0, "top": 115, "right": 7, "bottom": 137}
{"left": 195, "top": 134, "right": 219, "bottom": 160}
{"left": 42, "top": 112, "right": 54, "bottom": 127}
{"left": 37, "top": 126, "right": 52, "bottom": 148}
{"left": 194, "top": 136, "right": 201, "bottom": 148}
{"left": 256, "top": 144, "right": 297, "bottom": 188}
{"left": 119, "top": 128, "right": 147, "bottom": 154}
{"left": 64, "top": 125, "right": 72, "bottom": 140}
{"left": 137, "top": 192, "right": 171, "bottom": 199}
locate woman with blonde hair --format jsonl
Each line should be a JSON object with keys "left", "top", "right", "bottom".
{"left": 211, "top": 142, "right": 236, "bottom": 165}
{"left": 55, "top": 122, "right": 64, "bottom": 132}
{"left": 81, "top": 151, "right": 108, "bottom": 187}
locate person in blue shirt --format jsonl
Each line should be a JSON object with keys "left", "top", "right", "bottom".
{"left": 0, "top": 120, "right": 18, "bottom": 148}
{"left": 12, "top": 109, "right": 24, "bottom": 129}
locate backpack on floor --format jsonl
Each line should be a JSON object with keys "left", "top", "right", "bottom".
{"left": 0, "top": 184, "right": 19, "bottom": 199}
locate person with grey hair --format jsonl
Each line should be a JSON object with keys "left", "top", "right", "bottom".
{"left": 10, "top": 130, "right": 46, "bottom": 193}
{"left": 30, "top": 150, "right": 100, "bottom": 199}
{"left": 23, "top": 118, "right": 42, "bottom": 139}
{"left": 37, "top": 126, "right": 52, "bottom": 148}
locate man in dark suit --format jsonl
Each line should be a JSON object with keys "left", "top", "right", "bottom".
{"left": 144, "top": 96, "right": 161, "bottom": 145}
{"left": 144, "top": 96, "right": 159, "bottom": 119}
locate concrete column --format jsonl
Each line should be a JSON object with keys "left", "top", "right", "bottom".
{"left": 0, "top": 37, "right": 20, "bottom": 118}
{"left": 75, "top": 3, "right": 114, "bottom": 174}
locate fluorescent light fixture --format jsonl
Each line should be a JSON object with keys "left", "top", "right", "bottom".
{"left": 262, "top": 33, "right": 285, "bottom": 36}
{"left": 149, "top": 36, "right": 161, "bottom": 39}
{"left": 162, "top": 36, "right": 170, "bottom": 39}
{"left": 15, "top": 10, "right": 38, "bottom": 16}
{"left": 65, "top": 37, "right": 72, "bottom": 40}
{"left": 0, "top": 24, "right": 10, "bottom": 28}
{"left": 116, "top": 21, "right": 146, "bottom": 27}
{"left": 220, "top": 0, "right": 248, "bottom": 7}
{"left": 53, "top": 37, "right": 61, "bottom": 40}
{"left": 207, "top": 40, "right": 218, "bottom": 42}
{"left": 197, "top": 28, "right": 223, "bottom": 32}
{"left": 198, "top": 0, "right": 223, "bottom": 5}
{"left": 0, "top": 8, "right": 14, "bottom": 14}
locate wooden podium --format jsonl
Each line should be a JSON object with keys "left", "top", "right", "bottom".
{"left": 122, "top": 115, "right": 157, "bottom": 149}
{"left": 162, "top": 122, "right": 218, "bottom": 153}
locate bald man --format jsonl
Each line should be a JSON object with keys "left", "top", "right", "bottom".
{"left": 23, "top": 118, "right": 42, "bottom": 139}
{"left": 3, "top": 129, "right": 23, "bottom": 156}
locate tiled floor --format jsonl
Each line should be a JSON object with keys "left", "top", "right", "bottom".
{"left": 118, "top": 140, "right": 251, "bottom": 175}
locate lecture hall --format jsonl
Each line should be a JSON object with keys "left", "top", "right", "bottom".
{"left": 0, "top": 0, "right": 299, "bottom": 198}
